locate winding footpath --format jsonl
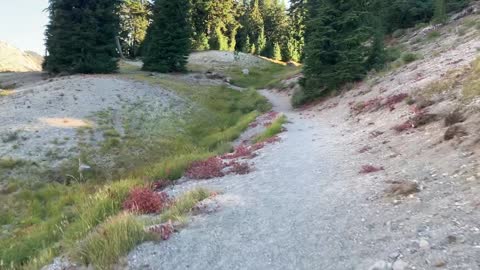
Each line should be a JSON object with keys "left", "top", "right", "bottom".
{"left": 127, "top": 90, "right": 392, "bottom": 270}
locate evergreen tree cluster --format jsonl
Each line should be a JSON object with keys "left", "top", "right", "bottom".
{"left": 44, "top": 0, "right": 121, "bottom": 74}
{"left": 298, "top": 0, "right": 471, "bottom": 105}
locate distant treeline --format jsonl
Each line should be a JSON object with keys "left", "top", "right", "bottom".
{"left": 44, "top": 0, "right": 470, "bottom": 103}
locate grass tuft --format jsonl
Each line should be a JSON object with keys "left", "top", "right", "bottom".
{"left": 253, "top": 115, "right": 287, "bottom": 143}
{"left": 74, "top": 213, "right": 146, "bottom": 270}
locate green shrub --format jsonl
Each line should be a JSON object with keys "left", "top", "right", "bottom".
{"left": 401, "top": 52, "right": 420, "bottom": 64}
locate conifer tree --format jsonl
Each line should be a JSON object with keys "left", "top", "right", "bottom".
{"left": 433, "top": 0, "right": 447, "bottom": 24}
{"left": 44, "top": 0, "right": 120, "bottom": 74}
{"left": 273, "top": 42, "right": 282, "bottom": 60}
{"left": 142, "top": 0, "right": 191, "bottom": 72}
{"left": 301, "top": 0, "right": 370, "bottom": 101}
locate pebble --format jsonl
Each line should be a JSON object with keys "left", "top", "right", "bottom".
{"left": 419, "top": 239, "right": 430, "bottom": 250}
{"left": 392, "top": 259, "right": 408, "bottom": 270}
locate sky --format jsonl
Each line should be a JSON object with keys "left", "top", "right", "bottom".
{"left": 0, "top": 0, "right": 49, "bottom": 54}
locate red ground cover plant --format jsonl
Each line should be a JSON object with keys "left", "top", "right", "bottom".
{"left": 186, "top": 157, "right": 226, "bottom": 179}
{"left": 152, "top": 179, "right": 171, "bottom": 191}
{"left": 227, "top": 161, "right": 252, "bottom": 175}
{"left": 148, "top": 221, "right": 174, "bottom": 240}
{"left": 222, "top": 145, "right": 255, "bottom": 159}
{"left": 392, "top": 122, "right": 414, "bottom": 132}
{"left": 351, "top": 97, "right": 383, "bottom": 114}
{"left": 385, "top": 93, "right": 409, "bottom": 111}
{"left": 265, "top": 111, "right": 279, "bottom": 120}
{"left": 123, "top": 187, "right": 170, "bottom": 214}
{"left": 359, "top": 165, "right": 384, "bottom": 174}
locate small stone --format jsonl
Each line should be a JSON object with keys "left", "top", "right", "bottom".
{"left": 392, "top": 259, "right": 408, "bottom": 270}
{"left": 419, "top": 239, "right": 430, "bottom": 250}
{"left": 368, "top": 260, "right": 392, "bottom": 270}
{"left": 432, "top": 258, "right": 447, "bottom": 267}
{"left": 242, "top": 68, "right": 250, "bottom": 75}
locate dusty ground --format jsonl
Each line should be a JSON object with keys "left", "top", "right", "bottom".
{"left": 0, "top": 74, "right": 186, "bottom": 181}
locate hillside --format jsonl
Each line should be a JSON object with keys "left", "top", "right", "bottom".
{"left": 0, "top": 41, "right": 43, "bottom": 72}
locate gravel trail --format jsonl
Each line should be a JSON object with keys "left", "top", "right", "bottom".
{"left": 128, "top": 91, "right": 399, "bottom": 270}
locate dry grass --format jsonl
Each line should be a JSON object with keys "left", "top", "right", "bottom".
{"left": 463, "top": 57, "right": 480, "bottom": 99}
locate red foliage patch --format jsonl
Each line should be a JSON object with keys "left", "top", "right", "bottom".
{"left": 392, "top": 122, "right": 413, "bottom": 132}
{"left": 385, "top": 93, "right": 409, "bottom": 111}
{"left": 265, "top": 111, "right": 279, "bottom": 120}
{"left": 148, "top": 221, "right": 174, "bottom": 240}
{"left": 152, "top": 179, "right": 171, "bottom": 191}
{"left": 227, "top": 161, "right": 252, "bottom": 175}
{"left": 222, "top": 145, "right": 255, "bottom": 160}
{"left": 186, "top": 157, "right": 226, "bottom": 179}
{"left": 123, "top": 188, "right": 170, "bottom": 214}
{"left": 359, "top": 165, "right": 384, "bottom": 174}
{"left": 351, "top": 97, "right": 383, "bottom": 114}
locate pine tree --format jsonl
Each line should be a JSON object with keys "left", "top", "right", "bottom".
{"left": 119, "top": 0, "right": 151, "bottom": 58}
{"left": 301, "top": 0, "right": 370, "bottom": 102}
{"left": 367, "top": 0, "right": 386, "bottom": 70}
{"left": 433, "top": 0, "right": 447, "bottom": 24}
{"left": 142, "top": 0, "right": 191, "bottom": 72}
{"left": 273, "top": 42, "right": 282, "bottom": 60}
{"left": 44, "top": 0, "right": 120, "bottom": 74}
{"left": 190, "top": 0, "right": 240, "bottom": 51}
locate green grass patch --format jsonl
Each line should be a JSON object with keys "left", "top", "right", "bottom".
{"left": 253, "top": 115, "right": 287, "bottom": 143}
{"left": 74, "top": 213, "right": 146, "bottom": 270}
{"left": 0, "top": 158, "right": 24, "bottom": 169}
{"left": 159, "top": 188, "right": 210, "bottom": 223}
{"left": 227, "top": 63, "right": 301, "bottom": 89}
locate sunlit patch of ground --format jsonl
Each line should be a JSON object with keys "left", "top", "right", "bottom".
{"left": 39, "top": 117, "right": 93, "bottom": 128}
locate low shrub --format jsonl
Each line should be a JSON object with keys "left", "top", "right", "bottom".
{"left": 385, "top": 93, "right": 409, "bottom": 111}
{"left": 401, "top": 52, "right": 420, "bottom": 64}
{"left": 185, "top": 157, "right": 226, "bottom": 179}
{"left": 444, "top": 125, "right": 468, "bottom": 141}
{"left": 123, "top": 187, "right": 170, "bottom": 214}
{"left": 444, "top": 110, "right": 466, "bottom": 126}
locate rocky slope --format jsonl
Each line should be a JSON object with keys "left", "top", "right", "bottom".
{"left": 0, "top": 41, "right": 43, "bottom": 72}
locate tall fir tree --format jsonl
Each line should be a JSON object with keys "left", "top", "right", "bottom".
{"left": 190, "top": 0, "right": 240, "bottom": 51}
{"left": 119, "top": 0, "right": 151, "bottom": 58}
{"left": 44, "top": 0, "right": 120, "bottom": 74}
{"left": 301, "top": 0, "right": 371, "bottom": 102}
{"left": 433, "top": 0, "right": 447, "bottom": 24}
{"left": 142, "top": 0, "right": 191, "bottom": 72}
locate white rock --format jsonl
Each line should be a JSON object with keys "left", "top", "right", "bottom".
{"left": 392, "top": 259, "right": 408, "bottom": 270}
{"left": 419, "top": 239, "right": 430, "bottom": 250}
{"left": 242, "top": 68, "right": 250, "bottom": 75}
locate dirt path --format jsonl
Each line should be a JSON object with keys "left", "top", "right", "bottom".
{"left": 127, "top": 90, "right": 476, "bottom": 270}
